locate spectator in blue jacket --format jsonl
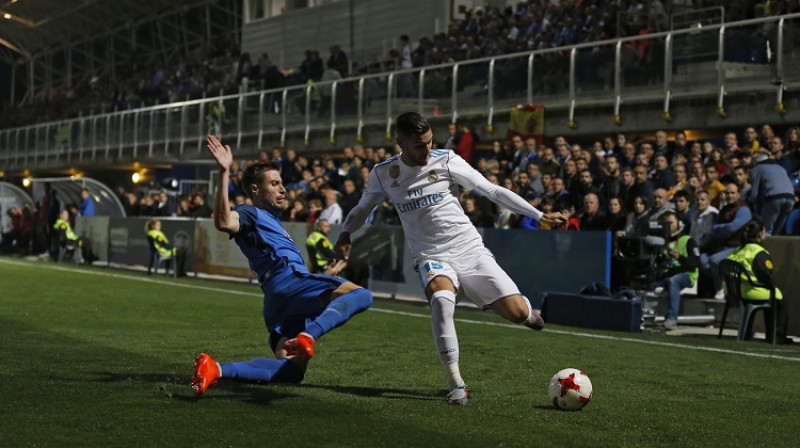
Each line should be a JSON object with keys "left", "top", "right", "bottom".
{"left": 78, "top": 188, "right": 95, "bottom": 217}
{"left": 748, "top": 151, "right": 794, "bottom": 235}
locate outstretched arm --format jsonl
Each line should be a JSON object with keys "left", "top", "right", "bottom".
{"left": 448, "top": 153, "right": 566, "bottom": 226}
{"left": 207, "top": 135, "right": 240, "bottom": 235}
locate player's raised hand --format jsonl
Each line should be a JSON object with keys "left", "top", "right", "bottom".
{"left": 206, "top": 135, "right": 233, "bottom": 171}
{"left": 540, "top": 212, "right": 567, "bottom": 226}
{"left": 334, "top": 231, "right": 352, "bottom": 261}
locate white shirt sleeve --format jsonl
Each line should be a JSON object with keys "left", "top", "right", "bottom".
{"left": 342, "top": 169, "right": 387, "bottom": 233}
{"left": 447, "top": 152, "right": 544, "bottom": 221}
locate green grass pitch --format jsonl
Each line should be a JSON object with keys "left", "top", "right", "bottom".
{"left": 1, "top": 257, "right": 799, "bottom": 447}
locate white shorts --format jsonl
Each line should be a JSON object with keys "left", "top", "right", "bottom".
{"left": 415, "top": 249, "right": 520, "bottom": 309}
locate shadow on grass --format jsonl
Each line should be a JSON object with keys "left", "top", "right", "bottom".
{"left": 93, "top": 370, "right": 301, "bottom": 405}
{"left": 297, "top": 383, "right": 438, "bottom": 402}
{"left": 533, "top": 404, "right": 571, "bottom": 412}
{"left": 95, "top": 371, "right": 184, "bottom": 384}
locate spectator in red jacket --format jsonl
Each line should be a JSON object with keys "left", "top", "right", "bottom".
{"left": 455, "top": 122, "right": 476, "bottom": 166}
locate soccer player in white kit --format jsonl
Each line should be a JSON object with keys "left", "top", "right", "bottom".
{"left": 335, "top": 112, "right": 565, "bottom": 405}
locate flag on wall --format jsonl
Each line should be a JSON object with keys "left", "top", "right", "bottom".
{"left": 507, "top": 105, "right": 545, "bottom": 141}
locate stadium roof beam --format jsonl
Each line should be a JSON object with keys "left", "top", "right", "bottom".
{"left": 3, "top": 0, "right": 240, "bottom": 106}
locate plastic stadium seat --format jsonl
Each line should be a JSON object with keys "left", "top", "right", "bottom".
{"left": 717, "top": 259, "right": 777, "bottom": 344}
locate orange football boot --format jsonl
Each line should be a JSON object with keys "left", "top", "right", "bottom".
{"left": 191, "top": 353, "right": 221, "bottom": 396}
{"left": 284, "top": 333, "right": 315, "bottom": 359}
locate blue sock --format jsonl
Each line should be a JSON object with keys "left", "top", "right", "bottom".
{"left": 304, "top": 288, "right": 372, "bottom": 340}
{"left": 220, "top": 358, "right": 305, "bottom": 383}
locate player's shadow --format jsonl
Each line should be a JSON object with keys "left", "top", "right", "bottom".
{"left": 92, "top": 372, "right": 440, "bottom": 404}
{"left": 94, "top": 371, "right": 183, "bottom": 383}
{"left": 533, "top": 404, "right": 571, "bottom": 412}
{"left": 297, "top": 383, "right": 439, "bottom": 402}
{"left": 92, "top": 371, "right": 300, "bottom": 405}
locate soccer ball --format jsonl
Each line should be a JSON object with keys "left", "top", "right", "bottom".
{"left": 548, "top": 368, "right": 593, "bottom": 411}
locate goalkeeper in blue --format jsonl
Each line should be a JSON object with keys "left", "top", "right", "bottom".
{"left": 191, "top": 135, "right": 372, "bottom": 396}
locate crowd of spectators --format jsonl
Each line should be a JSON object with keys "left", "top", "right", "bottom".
{"left": 146, "top": 122, "right": 796, "bottom": 245}
{"left": 3, "top": 0, "right": 793, "bottom": 129}
{"left": 203, "top": 121, "right": 796, "bottom": 300}
{"left": 3, "top": 120, "right": 799, "bottom": 300}
{"left": 86, "top": 121, "right": 800, "bottom": 241}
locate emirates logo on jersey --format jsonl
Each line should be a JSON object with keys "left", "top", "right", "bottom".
{"left": 428, "top": 170, "right": 438, "bottom": 182}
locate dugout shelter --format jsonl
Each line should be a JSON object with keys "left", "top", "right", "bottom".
{"left": 31, "top": 177, "right": 126, "bottom": 217}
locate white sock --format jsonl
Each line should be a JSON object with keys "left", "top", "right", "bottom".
{"left": 430, "top": 290, "right": 465, "bottom": 390}
{"left": 521, "top": 295, "right": 536, "bottom": 325}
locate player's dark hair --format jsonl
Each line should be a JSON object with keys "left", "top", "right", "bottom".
{"left": 242, "top": 161, "right": 281, "bottom": 199}
{"left": 396, "top": 112, "right": 431, "bottom": 136}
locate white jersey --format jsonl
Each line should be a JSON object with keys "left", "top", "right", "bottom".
{"left": 342, "top": 149, "right": 544, "bottom": 262}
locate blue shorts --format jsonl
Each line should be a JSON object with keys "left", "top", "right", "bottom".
{"left": 262, "top": 270, "right": 346, "bottom": 351}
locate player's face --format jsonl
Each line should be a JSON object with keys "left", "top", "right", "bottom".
{"left": 252, "top": 169, "right": 288, "bottom": 213}
{"left": 398, "top": 130, "right": 434, "bottom": 167}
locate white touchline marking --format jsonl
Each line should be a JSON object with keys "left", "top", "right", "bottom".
{"left": 372, "top": 311, "right": 800, "bottom": 363}
{"left": 3, "top": 258, "right": 799, "bottom": 363}
{"left": 0, "top": 258, "right": 259, "bottom": 296}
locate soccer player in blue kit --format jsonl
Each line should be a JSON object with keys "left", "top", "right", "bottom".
{"left": 191, "top": 135, "right": 373, "bottom": 396}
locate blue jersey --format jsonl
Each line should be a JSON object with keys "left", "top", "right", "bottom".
{"left": 232, "top": 204, "right": 346, "bottom": 337}
{"left": 233, "top": 204, "right": 309, "bottom": 283}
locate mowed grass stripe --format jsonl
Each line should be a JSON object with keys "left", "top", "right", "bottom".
{"left": 2, "top": 257, "right": 799, "bottom": 364}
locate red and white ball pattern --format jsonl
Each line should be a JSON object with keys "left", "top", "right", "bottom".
{"left": 548, "top": 368, "right": 593, "bottom": 411}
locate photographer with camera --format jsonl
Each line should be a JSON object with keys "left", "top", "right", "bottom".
{"left": 651, "top": 210, "right": 700, "bottom": 330}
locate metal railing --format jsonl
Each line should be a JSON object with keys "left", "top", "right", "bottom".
{"left": 2, "top": 13, "right": 799, "bottom": 169}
